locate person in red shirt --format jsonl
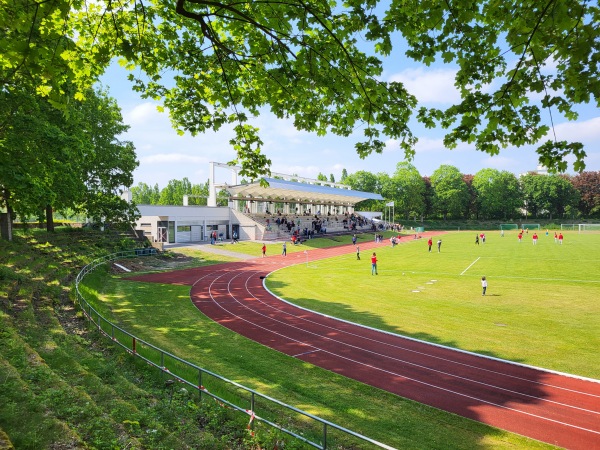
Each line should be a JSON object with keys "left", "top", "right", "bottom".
{"left": 427, "top": 237, "right": 433, "bottom": 252}
{"left": 518, "top": 232, "right": 522, "bottom": 243}
{"left": 261, "top": 243, "right": 266, "bottom": 257}
{"left": 371, "top": 252, "right": 378, "bottom": 275}
{"left": 532, "top": 232, "right": 538, "bottom": 245}
{"left": 558, "top": 233, "right": 564, "bottom": 245}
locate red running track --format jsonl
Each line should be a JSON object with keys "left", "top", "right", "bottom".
{"left": 130, "top": 239, "right": 600, "bottom": 449}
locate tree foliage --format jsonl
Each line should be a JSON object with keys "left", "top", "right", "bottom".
{"left": 392, "top": 162, "right": 425, "bottom": 220}
{"left": 130, "top": 182, "right": 161, "bottom": 205}
{"left": 3, "top": 0, "right": 596, "bottom": 181}
{"left": 131, "top": 178, "right": 209, "bottom": 205}
{"left": 0, "top": 86, "right": 139, "bottom": 232}
{"left": 430, "top": 165, "right": 469, "bottom": 220}
{"left": 571, "top": 172, "right": 600, "bottom": 218}
{"left": 472, "top": 169, "right": 521, "bottom": 220}
{"left": 520, "top": 173, "right": 580, "bottom": 220}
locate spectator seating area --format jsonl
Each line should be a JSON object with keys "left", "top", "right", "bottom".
{"left": 246, "top": 212, "right": 375, "bottom": 241}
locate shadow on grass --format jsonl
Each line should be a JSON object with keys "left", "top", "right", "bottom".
{"left": 118, "top": 258, "right": 565, "bottom": 449}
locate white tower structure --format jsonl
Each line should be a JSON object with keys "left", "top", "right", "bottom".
{"left": 208, "top": 162, "right": 241, "bottom": 207}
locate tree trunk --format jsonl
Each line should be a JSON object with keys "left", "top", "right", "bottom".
{"left": 46, "top": 205, "right": 55, "bottom": 232}
{"left": 1, "top": 204, "right": 14, "bottom": 241}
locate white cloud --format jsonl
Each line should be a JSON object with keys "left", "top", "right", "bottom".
{"left": 481, "top": 155, "right": 518, "bottom": 171}
{"left": 124, "top": 102, "right": 163, "bottom": 125}
{"left": 388, "top": 68, "right": 460, "bottom": 104}
{"left": 550, "top": 116, "right": 600, "bottom": 143}
{"left": 140, "top": 153, "right": 210, "bottom": 165}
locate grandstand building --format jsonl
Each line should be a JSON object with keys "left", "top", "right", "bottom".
{"left": 133, "top": 162, "right": 383, "bottom": 244}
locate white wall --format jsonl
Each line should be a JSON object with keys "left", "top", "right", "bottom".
{"left": 135, "top": 205, "right": 233, "bottom": 243}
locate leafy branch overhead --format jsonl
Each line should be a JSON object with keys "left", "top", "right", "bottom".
{"left": 3, "top": 0, "right": 598, "bottom": 177}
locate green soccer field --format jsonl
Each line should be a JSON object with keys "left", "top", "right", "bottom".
{"left": 265, "top": 230, "right": 600, "bottom": 379}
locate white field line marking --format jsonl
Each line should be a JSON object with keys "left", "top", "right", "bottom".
{"left": 460, "top": 257, "right": 480, "bottom": 275}
{"left": 227, "top": 271, "right": 600, "bottom": 413}
{"left": 261, "top": 272, "right": 600, "bottom": 394}
{"left": 200, "top": 270, "right": 600, "bottom": 431}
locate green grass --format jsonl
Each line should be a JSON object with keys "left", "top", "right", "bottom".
{"left": 0, "top": 229, "right": 283, "bottom": 449}
{"left": 79, "top": 237, "right": 566, "bottom": 449}
{"left": 266, "top": 230, "right": 600, "bottom": 379}
{"left": 10, "top": 226, "right": 591, "bottom": 448}
{"left": 207, "top": 232, "right": 378, "bottom": 257}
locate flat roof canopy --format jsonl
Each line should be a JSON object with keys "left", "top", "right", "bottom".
{"left": 224, "top": 177, "right": 383, "bottom": 206}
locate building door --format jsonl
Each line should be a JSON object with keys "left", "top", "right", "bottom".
{"left": 157, "top": 227, "right": 167, "bottom": 242}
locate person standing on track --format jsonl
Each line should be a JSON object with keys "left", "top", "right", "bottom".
{"left": 262, "top": 243, "right": 266, "bottom": 257}
{"left": 371, "top": 252, "right": 378, "bottom": 275}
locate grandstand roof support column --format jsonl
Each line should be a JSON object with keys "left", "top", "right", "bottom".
{"left": 208, "top": 162, "right": 217, "bottom": 207}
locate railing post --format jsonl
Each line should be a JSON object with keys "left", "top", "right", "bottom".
{"left": 198, "top": 369, "right": 202, "bottom": 400}
{"left": 250, "top": 392, "right": 255, "bottom": 434}
{"left": 323, "top": 422, "right": 327, "bottom": 449}
{"left": 132, "top": 337, "right": 137, "bottom": 355}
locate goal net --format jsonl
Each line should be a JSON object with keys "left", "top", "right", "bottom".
{"left": 578, "top": 224, "right": 600, "bottom": 234}
{"left": 500, "top": 223, "right": 518, "bottom": 231}
{"left": 561, "top": 224, "right": 576, "bottom": 231}
{"left": 521, "top": 224, "right": 540, "bottom": 230}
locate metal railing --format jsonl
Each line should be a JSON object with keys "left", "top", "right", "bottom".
{"left": 75, "top": 250, "right": 395, "bottom": 450}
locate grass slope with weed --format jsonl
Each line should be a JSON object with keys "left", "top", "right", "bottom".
{"left": 0, "top": 229, "right": 286, "bottom": 449}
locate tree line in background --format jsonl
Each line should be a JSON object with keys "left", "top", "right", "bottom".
{"left": 130, "top": 178, "right": 229, "bottom": 206}
{"left": 130, "top": 165, "right": 599, "bottom": 222}
{"left": 341, "top": 163, "right": 600, "bottom": 221}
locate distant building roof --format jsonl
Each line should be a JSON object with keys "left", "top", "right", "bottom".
{"left": 224, "top": 177, "right": 383, "bottom": 206}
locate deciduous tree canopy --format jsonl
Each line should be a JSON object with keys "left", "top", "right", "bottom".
{"left": 2, "top": 0, "right": 598, "bottom": 179}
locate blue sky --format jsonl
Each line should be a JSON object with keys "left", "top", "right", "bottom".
{"left": 101, "top": 46, "right": 600, "bottom": 189}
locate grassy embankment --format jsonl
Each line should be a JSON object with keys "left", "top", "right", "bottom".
{"left": 83, "top": 231, "right": 560, "bottom": 449}
{"left": 0, "top": 228, "right": 282, "bottom": 450}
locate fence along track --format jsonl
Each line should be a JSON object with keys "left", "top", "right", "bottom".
{"left": 75, "top": 250, "right": 395, "bottom": 450}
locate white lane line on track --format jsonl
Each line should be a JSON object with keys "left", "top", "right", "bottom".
{"left": 195, "top": 269, "right": 600, "bottom": 434}
{"left": 460, "top": 257, "right": 480, "bottom": 275}
{"left": 238, "top": 270, "right": 600, "bottom": 402}
{"left": 262, "top": 251, "right": 600, "bottom": 389}
{"left": 200, "top": 269, "right": 600, "bottom": 419}
{"left": 293, "top": 349, "right": 321, "bottom": 357}
{"left": 233, "top": 272, "right": 600, "bottom": 415}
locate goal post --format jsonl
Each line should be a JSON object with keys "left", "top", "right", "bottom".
{"left": 521, "top": 224, "right": 540, "bottom": 230}
{"left": 500, "top": 223, "right": 518, "bottom": 231}
{"left": 561, "top": 224, "right": 576, "bottom": 231}
{"left": 578, "top": 224, "right": 600, "bottom": 234}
